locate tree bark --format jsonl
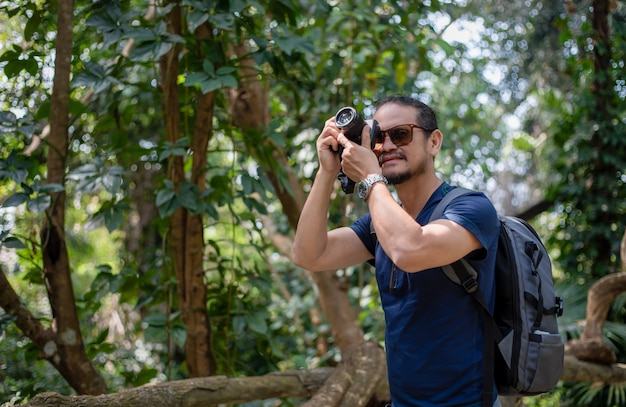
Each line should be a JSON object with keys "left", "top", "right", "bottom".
{"left": 302, "top": 341, "right": 387, "bottom": 407}
{"left": 23, "top": 353, "right": 626, "bottom": 407}
{"left": 587, "top": 0, "right": 615, "bottom": 271}
{"left": 25, "top": 341, "right": 389, "bottom": 407}
{"left": 159, "top": 0, "right": 215, "bottom": 377}
{"left": 564, "top": 229, "right": 626, "bottom": 365}
{"left": 34, "top": 0, "right": 106, "bottom": 395}
{"left": 621, "top": 227, "right": 626, "bottom": 270}
{"left": 25, "top": 368, "right": 335, "bottom": 407}
{"left": 565, "top": 230, "right": 626, "bottom": 365}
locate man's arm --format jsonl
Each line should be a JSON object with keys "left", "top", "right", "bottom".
{"left": 292, "top": 117, "right": 373, "bottom": 272}
{"left": 367, "top": 186, "right": 487, "bottom": 273}
{"left": 292, "top": 169, "right": 372, "bottom": 272}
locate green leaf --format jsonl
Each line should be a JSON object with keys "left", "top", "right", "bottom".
{"left": 2, "top": 236, "right": 26, "bottom": 249}
{"left": 23, "top": 9, "right": 41, "bottom": 41}
{"left": 126, "top": 26, "right": 158, "bottom": 42}
{"left": 232, "top": 315, "right": 246, "bottom": 335}
{"left": 209, "top": 12, "right": 235, "bottom": 30}
{"left": 133, "top": 368, "right": 158, "bottom": 386}
{"left": 184, "top": 72, "right": 210, "bottom": 86}
{"left": 156, "top": 188, "right": 180, "bottom": 217}
{"left": 202, "top": 201, "right": 220, "bottom": 219}
{"left": 156, "top": 187, "right": 176, "bottom": 207}
{"left": 511, "top": 135, "right": 534, "bottom": 151}
{"left": 132, "top": 41, "right": 173, "bottom": 62}
{"left": 178, "top": 183, "right": 200, "bottom": 213}
{"left": 0, "top": 49, "right": 19, "bottom": 63}
{"left": 39, "top": 183, "right": 65, "bottom": 193}
{"left": 273, "top": 32, "right": 313, "bottom": 56}
{"left": 70, "top": 163, "right": 99, "bottom": 177}
{"left": 107, "top": 203, "right": 128, "bottom": 232}
{"left": 1, "top": 193, "right": 29, "bottom": 208}
{"left": 199, "top": 78, "right": 225, "bottom": 94}
{"left": 102, "top": 173, "right": 123, "bottom": 195}
{"left": 187, "top": 9, "right": 209, "bottom": 33}
{"left": 26, "top": 195, "right": 51, "bottom": 212}
{"left": 216, "top": 66, "right": 236, "bottom": 75}
{"left": 199, "top": 75, "right": 237, "bottom": 94}
{"left": 73, "top": 62, "right": 120, "bottom": 94}
{"left": 143, "top": 313, "right": 167, "bottom": 327}
{"left": 247, "top": 311, "right": 268, "bottom": 335}
{"left": 202, "top": 59, "right": 215, "bottom": 74}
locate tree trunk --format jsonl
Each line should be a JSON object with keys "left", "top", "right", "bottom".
{"left": 587, "top": 0, "right": 616, "bottom": 272}
{"left": 34, "top": 0, "right": 106, "bottom": 395}
{"left": 565, "top": 231, "right": 626, "bottom": 365}
{"left": 301, "top": 341, "right": 387, "bottom": 407}
{"left": 227, "top": 41, "right": 365, "bottom": 354}
{"left": 160, "top": 0, "right": 214, "bottom": 377}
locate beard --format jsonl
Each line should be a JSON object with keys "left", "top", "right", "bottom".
{"left": 386, "top": 171, "right": 412, "bottom": 185}
{"left": 383, "top": 155, "right": 429, "bottom": 185}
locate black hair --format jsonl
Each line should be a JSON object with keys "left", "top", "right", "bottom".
{"left": 374, "top": 95, "right": 438, "bottom": 132}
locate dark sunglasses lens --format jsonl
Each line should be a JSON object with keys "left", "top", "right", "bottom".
{"left": 375, "top": 132, "right": 385, "bottom": 146}
{"left": 389, "top": 126, "right": 413, "bottom": 145}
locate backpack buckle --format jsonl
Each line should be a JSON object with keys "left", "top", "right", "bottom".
{"left": 556, "top": 297, "right": 564, "bottom": 317}
{"left": 462, "top": 277, "right": 478, "bottom": 293}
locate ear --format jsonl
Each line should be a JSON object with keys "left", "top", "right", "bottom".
{"left": 429, "top": 129, "right": 443, "bottom": 155}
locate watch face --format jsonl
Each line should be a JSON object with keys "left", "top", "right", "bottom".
{"left": 357, "top": 181, "right": 368, "bottom": 199}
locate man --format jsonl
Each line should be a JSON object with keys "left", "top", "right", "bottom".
{"left": 292, "top": 95, "right": 501, "bottom": 406}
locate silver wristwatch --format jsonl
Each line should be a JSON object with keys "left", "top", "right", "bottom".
{"left": 357, "top": 174, "right": 388, "bottom": 200}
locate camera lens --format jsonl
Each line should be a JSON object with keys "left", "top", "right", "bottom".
{"left": 335, "top": 107, "right": 358, "bottom": 129}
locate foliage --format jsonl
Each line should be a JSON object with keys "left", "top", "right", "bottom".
{"left": 0, "top": 324, "right": 73, "bottom": 405}
{"left": 0, "top": 0, "right": 625, "bottom": 405}
{"left": 544, "top": 3, "right": 626, "bottom": 281}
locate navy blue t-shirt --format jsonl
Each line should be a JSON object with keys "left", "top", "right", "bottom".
{"left": 350, "top": 183, "right": 499, "bottom": 407}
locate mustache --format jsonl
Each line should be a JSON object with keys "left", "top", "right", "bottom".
{"left": 379, "top": 151, "right": 406, "bottom": 165}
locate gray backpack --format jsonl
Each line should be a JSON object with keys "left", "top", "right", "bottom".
{"left": 430, "top": 187, "right": 564, "bottom": 406}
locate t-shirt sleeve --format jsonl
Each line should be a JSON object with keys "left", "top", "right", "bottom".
{"left": 350, "top": 213, "right": 376, "bottom": 257}
{"left": 441, "top": 192, "right": 499, "bottom": 259}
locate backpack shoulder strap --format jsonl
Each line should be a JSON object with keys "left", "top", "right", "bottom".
{"left": 428, "top": 186, "right": 474, "bottom": 221}
{"left": 370, "top": 186, "right": 472, "bottom": 239}
{"left": 430, "top": 186, "right": 500, "bottom": 407}
{"left": 428, "top": 187, "right": 479, "bottom": 291}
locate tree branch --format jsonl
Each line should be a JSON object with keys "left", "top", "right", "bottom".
{"left": 23, "top": 353, "right": 626, "bottom": 407}
{"left": 26, "top": 368, "right": 335, "bottom": 407}
{"left": 0, "top": 268, "right": 54, "bottom": 346}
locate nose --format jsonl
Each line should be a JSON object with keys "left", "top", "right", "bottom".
{"left": 380, "top": 133, "right": 398, "bottom": 150}
{"left": 374, "top": 133, "right": 396, "bottom": 155}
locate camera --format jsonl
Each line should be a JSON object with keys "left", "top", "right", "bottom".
{"left": 336, "top": 107, "right": 367, "bottom": 145}
{"left": 334, "top": 107, "right": 378, "bottom": 193}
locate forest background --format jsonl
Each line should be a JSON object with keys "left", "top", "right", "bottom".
{"left": 1, "top": 0, "right": 625, "bottom": 406}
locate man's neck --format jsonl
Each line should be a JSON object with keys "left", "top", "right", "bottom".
{"left": 395, "top": 176, "right": 443, "bottom": 219}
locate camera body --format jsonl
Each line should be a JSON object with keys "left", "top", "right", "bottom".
{"left": 334, "top": 107, "right": 378, "bottom": 193}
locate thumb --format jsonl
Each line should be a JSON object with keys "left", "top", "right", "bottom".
{"left": 362, "top": 119, "right": 379, "bottom": 150}
{"left": 361, "top": 122, "right": 371, "bottom": 149}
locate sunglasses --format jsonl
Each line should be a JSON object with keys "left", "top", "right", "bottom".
{"left": 374, "top": 124, "right": 435, "bottom": 149}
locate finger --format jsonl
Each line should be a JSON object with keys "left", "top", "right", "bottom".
{"left": 336, "top": 132, "right": 351, "bottom": 148}
{"left": 319, "top": 128, "right": 340, "bottom": 152}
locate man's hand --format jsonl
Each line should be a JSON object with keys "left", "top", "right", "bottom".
{"left": 337, "top": 124, "right": 381, "bottom": 182}
{"left": 316, "top": 117, "right": 343, "bottom": 175}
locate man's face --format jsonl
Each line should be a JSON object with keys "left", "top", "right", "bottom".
{"left": 373, "top": 103, "right": 431, "bottom": 185}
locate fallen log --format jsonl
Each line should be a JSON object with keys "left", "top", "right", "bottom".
{"left": 26, "top": 367, "right": 334, "bottom": 407}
